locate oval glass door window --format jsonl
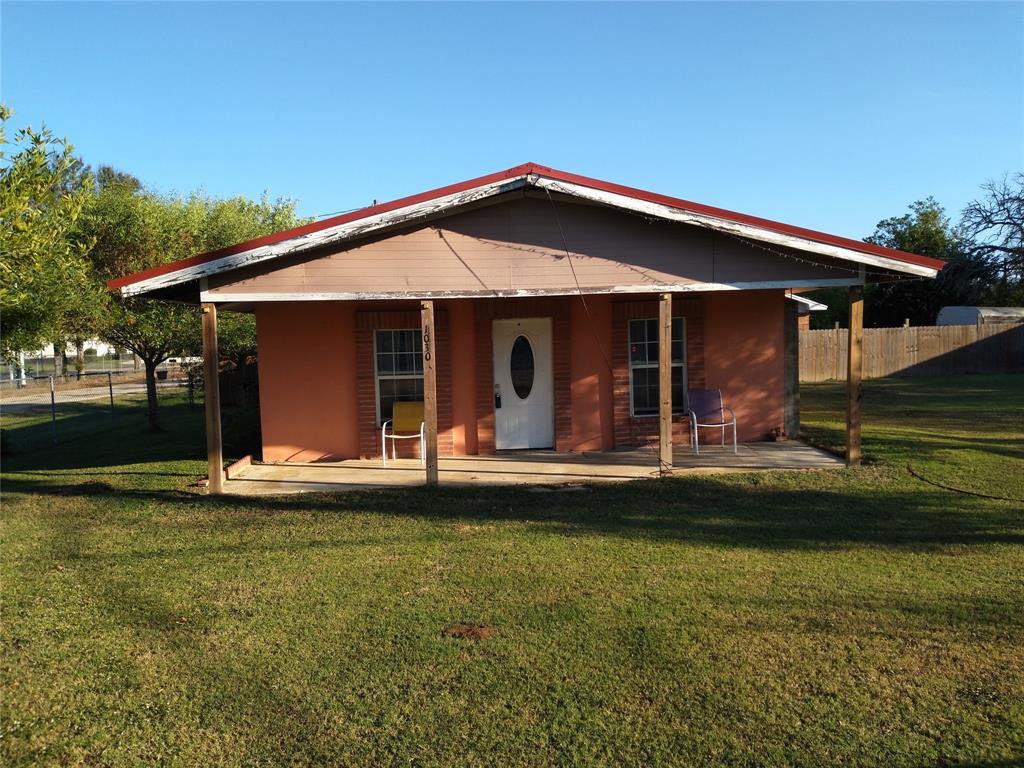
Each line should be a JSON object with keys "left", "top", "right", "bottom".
{"left": 510, "top": 335, "right": 535, "bottom": 399}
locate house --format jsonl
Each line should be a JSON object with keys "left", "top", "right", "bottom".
{"left": 108, "top": 163, "right": 943, "bottom": 491}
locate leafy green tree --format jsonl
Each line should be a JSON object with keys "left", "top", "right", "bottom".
{"left": 0, "top": 106, "right": 98, "bottom": 357}
{"left": 863, "top": 198, "right": 981, "bottom": 328}
{"left": 75, "top": 176, "right": 196, "bottom": 427}
{"left": 807, "top": 198, "right": 987, "bottom": 328}
{"left": 218, "top": 312, "right": 258, "bottom": 367}
{"left": 78, "top": 175, "right": 301, "bottom": 430}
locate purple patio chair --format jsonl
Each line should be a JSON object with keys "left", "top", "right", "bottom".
{"left": 687, "top": 389, "right": 737, "bottom": 455}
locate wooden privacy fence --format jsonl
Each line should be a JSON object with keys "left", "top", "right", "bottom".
{"left": 799, "top": 322, "right": 1024, "bottom": 381}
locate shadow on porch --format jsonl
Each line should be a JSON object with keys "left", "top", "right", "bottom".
{"left": 226, "top": 441, "right": 844, "bottom": 495}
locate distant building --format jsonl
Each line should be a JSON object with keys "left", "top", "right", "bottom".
{"left": 936, "top": 306, "right": 1024, "bottom": 326}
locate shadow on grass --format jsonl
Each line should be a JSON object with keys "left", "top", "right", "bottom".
{"left": 800, "top": 375, "right": 1024, "bottom": 465}
{"left": 5, "top": 471, "right": 1022, "bottom": 554}
{"left": 2, "top": 399, "right": 258, "bottom": 474}
{"left": 3, "top": 374, "right": 1022, "bottom": 554}
{"left": 12, "top": 468, "right": 1023, "bottom": 766}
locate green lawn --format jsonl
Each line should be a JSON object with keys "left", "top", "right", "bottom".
{"left": 2, "top": 376, "right": 1022, "bottom": 766}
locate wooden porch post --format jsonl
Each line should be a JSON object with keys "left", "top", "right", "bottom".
{"left": 420, "top": 300, "right": 439, "bottom": 485}
{"left": 201, "top": 302, "right": 223, "bottom": 493}
{"left": 846, "top": 285, "right": 864, "bottom": 465}
{"left": 659, "top": 292, "right": 673, "bottom": 473}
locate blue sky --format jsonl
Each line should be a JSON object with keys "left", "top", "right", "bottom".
{"left": 3, "top": 2, "right": 1021, "bottom": 240}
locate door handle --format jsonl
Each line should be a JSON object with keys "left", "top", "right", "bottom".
{"left": 494, "top": 391, "right": 502, "bottom": 409}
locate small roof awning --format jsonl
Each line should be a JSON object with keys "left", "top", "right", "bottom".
{"left": 788, "top": 294, "right": 828, "bottom": 313}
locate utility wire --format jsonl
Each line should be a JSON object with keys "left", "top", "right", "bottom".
{"left": 312, "top": 205, "right": 367, "bottom": 220}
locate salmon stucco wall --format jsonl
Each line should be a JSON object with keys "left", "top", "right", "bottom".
{"left": 256, "top": 302, "right": 359, "bottom": 461}
{"left": 254, "top": 291, "right": 784, "bottom": 462}
{"left": 703, "top": 289, "right": 785, "bottom": 442}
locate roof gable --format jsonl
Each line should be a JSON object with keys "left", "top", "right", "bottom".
{"left": 108, "top": 163, "right": 945, "bottom": 297}
{"left": 203, "top": 196, "right": 860, "bottom": 301}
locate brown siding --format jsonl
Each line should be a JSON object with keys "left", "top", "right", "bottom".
{"left": 208, "top": 197, "right": 845, "bottom": 298}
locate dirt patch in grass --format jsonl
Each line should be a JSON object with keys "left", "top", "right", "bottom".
{"left": 441, "top": 623, "right": 495, "bottom": 641}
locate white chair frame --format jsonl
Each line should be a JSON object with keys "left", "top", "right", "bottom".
{"left": 381, "top": 420, "right": 425, "bottom": 466}
{"left": 689, "top": 405, "right": 738, "bottom": 455}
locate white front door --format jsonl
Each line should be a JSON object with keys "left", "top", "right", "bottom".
{"left": 493, "top": 318, "right": 554, "bottom": 450}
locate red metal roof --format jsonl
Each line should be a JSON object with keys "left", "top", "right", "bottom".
{"left": 107, "top": 162, "right": 945, "bottom": 291}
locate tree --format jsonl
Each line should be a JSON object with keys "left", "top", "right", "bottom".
{"left": 75, "top": 178, "right": 196, "bottom": 428}
{"left": 863, "top": 198, "right": 982, "bottom": 327}
{"left": 100, "top": 299, "right": 201, "bottom": 429}
{"left": 78, "top": 177, "right": 301, "bottom": 430}
{"left": 218, "top": 311, "right": 258, "bottom": 367}
{"left": 0, "top": 106, "right": 98, "bottom": 357}
{"left": 807, "top": 198, "right": 985, "bottom": 328}
{"left": 961, "top": 173, "right": 1024, "bottom": 305}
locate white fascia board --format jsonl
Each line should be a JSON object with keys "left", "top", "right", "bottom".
{"left": 122, "top": 171, "right": 935, "bottom": 299}
{"left": 787, "top": 294, "right": 828, "bottom": 311}
{"left": 532, "top": 177, "right": 940, "bottom": 279}
{"left": 199, "top": 277, "right": 861, "bottom": 303}
{"left": 118, "top": 176, "right": 531, "bottom": 297}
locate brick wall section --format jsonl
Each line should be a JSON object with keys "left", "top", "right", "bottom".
{"left": 356, "top": 308, "right": 453, "bottom": 459}
{"left": 552, "top": 310, "right": 573, "bottom": 452}
{"left": 474, "top": 306, "right": 495, "bottom": 454}
{"left": 611, "top": 296, "right": 705, "bottom": 448}
{"left": 474, "top": 297, "right": 572, "bottom": 454}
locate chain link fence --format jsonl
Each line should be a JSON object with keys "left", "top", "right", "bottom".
{"left": 0, "top": 367, "right": 202, "bottom": 454}
{"left": 6, "top": 352, "right": 143, "bottom": 379}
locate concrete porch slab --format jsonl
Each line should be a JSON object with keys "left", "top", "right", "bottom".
{"left": 224, "top": 441, "right": 844, "bottom": 495}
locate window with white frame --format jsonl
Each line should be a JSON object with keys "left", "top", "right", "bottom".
{"left": 628, "top": 317, "right": 687, "bottom": 416}
{"left": 375, "top": 329, "right": 424, "bottom": 425}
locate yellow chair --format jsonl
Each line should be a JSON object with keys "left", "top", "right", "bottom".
{"left": 381, "top": 401, "right": 425, "bottom": 466}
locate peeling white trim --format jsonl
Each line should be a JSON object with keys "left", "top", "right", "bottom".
{"left": 200, "top": 278, "right": 861, "bottom": 303}
{"left": 118, "top": 177, "right": 530, "bottom": 297}
{"left": 121, "top": 173, "right": 938, "bottom": 298}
